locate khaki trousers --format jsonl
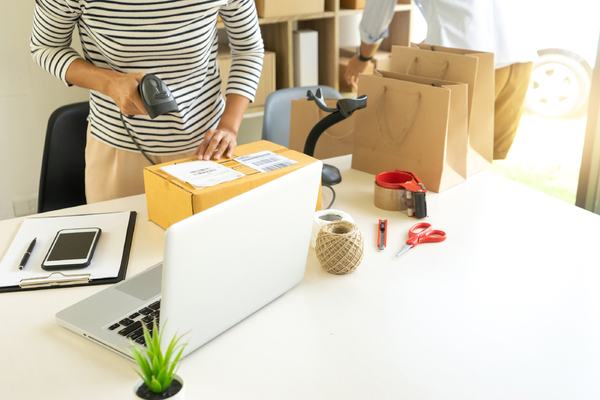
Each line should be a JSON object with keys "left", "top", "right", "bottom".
{"left": 494, "top": 62, "right": 534, "bottom": 160}
{"left": 84, "top": 126, "right": 196, "bottom": 203}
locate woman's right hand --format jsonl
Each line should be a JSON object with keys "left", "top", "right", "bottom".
{"left": 65, "top": 60, "right": 148, "bottom": 116}
{"left": 106, "top": 72, "right": 148, "bottom": 116}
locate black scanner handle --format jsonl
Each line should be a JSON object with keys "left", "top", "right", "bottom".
{"left": 307, "top": 88, "right": 338, "bottom": 113}
{"left": 337, "top": 95, "right": 367, "bottom": 118}
{"left": 303, "top": 88, "right": 368, "bottom": 187}
{"left": 304, "top": 89, "right": 368, "bottom": 157}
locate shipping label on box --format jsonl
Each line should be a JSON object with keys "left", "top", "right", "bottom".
{"left": 144, "top": 141, "right": 322, "bottom": 229}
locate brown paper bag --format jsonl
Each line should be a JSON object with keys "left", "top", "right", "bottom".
{"left": 351, "top": 70, "right": 468, "bottom": 192}
{"left": 289, "top": 99, "right": 356, "bottom": 159}
{"left": 391, "top": 44, "right": 494, "bottom": 175}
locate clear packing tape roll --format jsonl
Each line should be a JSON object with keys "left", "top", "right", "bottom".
{"left": 310, "top": 210, "right": 354, "bottom": 248}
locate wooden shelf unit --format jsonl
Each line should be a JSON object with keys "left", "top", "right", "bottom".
{"left": 218, "top": 0, "right": 413, "bottom": 109}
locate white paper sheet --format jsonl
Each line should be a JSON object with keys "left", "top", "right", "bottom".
{"left": 160, "top": 160, "right": 245, "bottom": 189}
{"left": 0, "top": 212, "right": 132, "bottom": 288}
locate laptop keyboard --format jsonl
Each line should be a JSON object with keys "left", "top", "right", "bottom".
{"left": 106, "top": 299, "right": 161, "bottom": 346}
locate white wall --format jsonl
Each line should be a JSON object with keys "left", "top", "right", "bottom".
{"left": 1, "top": 3, "right": 89, "bottom": 220}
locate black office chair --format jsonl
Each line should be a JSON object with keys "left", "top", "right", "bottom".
{"left": 38, "top": 102, "right": 90, "bottom": 213}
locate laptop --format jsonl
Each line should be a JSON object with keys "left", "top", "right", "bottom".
{"left": 56, "top": 161, "right": 323, "bottom": 360}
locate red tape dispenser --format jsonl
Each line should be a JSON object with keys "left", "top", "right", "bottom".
{"left": 375, "top": 170, "right": 427, "bottom": 219}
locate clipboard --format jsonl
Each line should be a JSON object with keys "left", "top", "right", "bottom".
{"left": 0, "top": 211, "right": 136, "bottom": 293}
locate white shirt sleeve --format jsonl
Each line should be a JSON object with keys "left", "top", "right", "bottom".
{"left": 358, "top": 0, "right": 398, "bottom": 45}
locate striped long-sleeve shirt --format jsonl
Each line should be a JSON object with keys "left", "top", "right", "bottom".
{"left": 31, "top": 0, "right": 264, "bottom": 155}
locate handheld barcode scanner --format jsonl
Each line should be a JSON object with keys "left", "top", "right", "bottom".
{"left": 120, "top": 73, "right": 179, "bottom": 164}
{"left": 138, "top": 74, "right": 179, "bottom": 119}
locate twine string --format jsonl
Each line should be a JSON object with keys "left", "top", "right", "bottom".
{"left": 405, "top": 57, "right": 449, "bottom": 80}
{"left": 405, "top": 57, "right": 417, "bottom": 74}
{"left": 375, "top": 86, "right": 421, "bottom": 146}
{"left": 315, "top": 221, "right": 364, "bottom": 275}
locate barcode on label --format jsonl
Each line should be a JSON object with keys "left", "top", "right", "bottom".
{"left": 261, "top": 162, "right": 294, "bottom": 171}
{"left": 249, "top": 156, "right": 282, "bottom": 167}
{"left": 189, "top": 168, "right": 217, "bottom": 176}
{"left": 236, "top": 151, "right": 298, "bottom": 172}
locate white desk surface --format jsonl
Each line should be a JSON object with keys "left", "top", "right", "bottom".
{"left": 2, "top": 156, "right": 600, "bottom": 399}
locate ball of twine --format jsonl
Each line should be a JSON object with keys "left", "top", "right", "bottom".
{"left": 315, "top": 221, "right": 364, "bottom": 275}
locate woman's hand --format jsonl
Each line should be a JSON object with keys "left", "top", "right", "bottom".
{"left": 195, "top": 93, "right": 249, "bottom": 160}
{"left": 106, "top": 72, "right": 148, "bottom": 116}
{"left": 194, "top": 127, "right": 238, "bottom": 160}
{"left": 65, "top": 59, "right": 148, "bottom": 116}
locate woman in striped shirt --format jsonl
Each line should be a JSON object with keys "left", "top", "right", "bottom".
{"left": 31, "top": 0, "right": 264, "bottom": 202}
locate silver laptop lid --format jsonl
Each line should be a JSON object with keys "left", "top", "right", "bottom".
{"left": 160, "top": 161, "right": 322, "bottom": 357}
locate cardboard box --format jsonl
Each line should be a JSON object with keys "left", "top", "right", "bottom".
{"left": 340, "top": 0, "right": 365, "bottom": 9}
{"left": 217, "top": 45, "right": 276, "bottom": 108}
{"left": 339, "top": 56, "right": 374, "bottom": 93}
{"left": 339, "top": 47, "right": 392, "bottom": 71}
{"left": 144, "top": 141, "right": 322, "bottom": 229}
{"left": 254, "top": 0, "right": 324, "bottom": 18}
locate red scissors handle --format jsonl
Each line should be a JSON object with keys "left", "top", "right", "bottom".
{"left": 406, "top": 222, "right": 447, "bottom": 246}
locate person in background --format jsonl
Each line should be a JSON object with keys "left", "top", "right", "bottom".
{"left": 344, "top": 0, "right": 537, "bottom": 159}
{"left": 30, "top": 0, "right": 264, "bottom": 203}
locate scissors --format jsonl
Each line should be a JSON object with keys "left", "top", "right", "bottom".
{"left": 396, "top": 222, "right": 447, "bottom": 257}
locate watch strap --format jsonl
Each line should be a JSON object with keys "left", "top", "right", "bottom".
{"left": 356, "top": 46, "right": 373, "bottom": 62}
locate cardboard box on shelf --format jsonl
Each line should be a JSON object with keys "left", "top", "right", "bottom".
{"left": 339, "top": 47, "right": 392, "bottom": 71}
{"left": 217, "top": 45, "right": 276, "bottom": 108}
{"left": 339, "top": 56, "right": 374, "bottom": 93}
{"left": 254, "top": 0, "right": 325, "bottom": 18}
{"left": 144, "top": 141, "right": 322, "bottom": 229}
{"left": 340, "top": 0, "right": 365, "bottom": 9}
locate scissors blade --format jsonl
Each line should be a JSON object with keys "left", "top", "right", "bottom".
{"left": 396, "top": 244, "right": 412, "bottom": 257}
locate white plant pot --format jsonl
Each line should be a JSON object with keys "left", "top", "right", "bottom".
{"left": 133, "top": 374, "right": 185, "bottom": 400}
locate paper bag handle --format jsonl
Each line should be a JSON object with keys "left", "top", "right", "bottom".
{"left": 405, "top": 57, "right": 449, "bottom": 80}
{"left": 375, "top": 86, "right": 421, "bottom": 146}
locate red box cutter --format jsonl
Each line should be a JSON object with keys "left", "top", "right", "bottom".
{"left": 378, "top": 219, "right": 387, "bottom": 250}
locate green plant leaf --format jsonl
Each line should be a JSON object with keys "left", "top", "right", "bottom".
{"left": 166, "top": 342, "right": 187, "bottom": 378}
{"left": 149, "top": 377, "right": 163, "bottom": 393}
{"left": 151, "top": 354, "right": 161, "bottom": 378}
{"left": 130, "top": 345, "right": 152, "bottom": 381}
{"left": 154, "top": 319, "right": 164, "bottom": 365}
{"left": 129, "top": 320, "right": 188, "bottom": 394}
{"left": 163, "top": 332, "right": 183, "bottom": 363}
{"left": 156, "top": 366, "right": 172, "bottom": 390}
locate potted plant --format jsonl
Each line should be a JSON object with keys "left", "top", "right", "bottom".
{"left": 129, "top": 321, "right": 187, "bottom": 400}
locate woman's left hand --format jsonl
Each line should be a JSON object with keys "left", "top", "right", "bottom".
{"left": 194, "top": 127, "right": 237, "bottom": 161}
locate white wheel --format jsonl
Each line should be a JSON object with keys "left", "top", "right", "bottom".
{"left": 525, "top": 52, "right": 591, "bottom": 118}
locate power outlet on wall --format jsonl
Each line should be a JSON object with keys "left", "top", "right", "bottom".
{"left": 13, "top": 194, "right": 38, "bottom": 217}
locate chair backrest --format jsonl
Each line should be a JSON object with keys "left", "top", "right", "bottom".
{"left": 262, "top": 86, "right": 342, "bottom": 148}
{"left": 38, "top": 102, "right": 90, "bottom": 213}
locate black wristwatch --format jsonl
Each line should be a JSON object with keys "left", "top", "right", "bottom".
{"left": 356, "top": 46, "right": 373, "bottom": 62}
